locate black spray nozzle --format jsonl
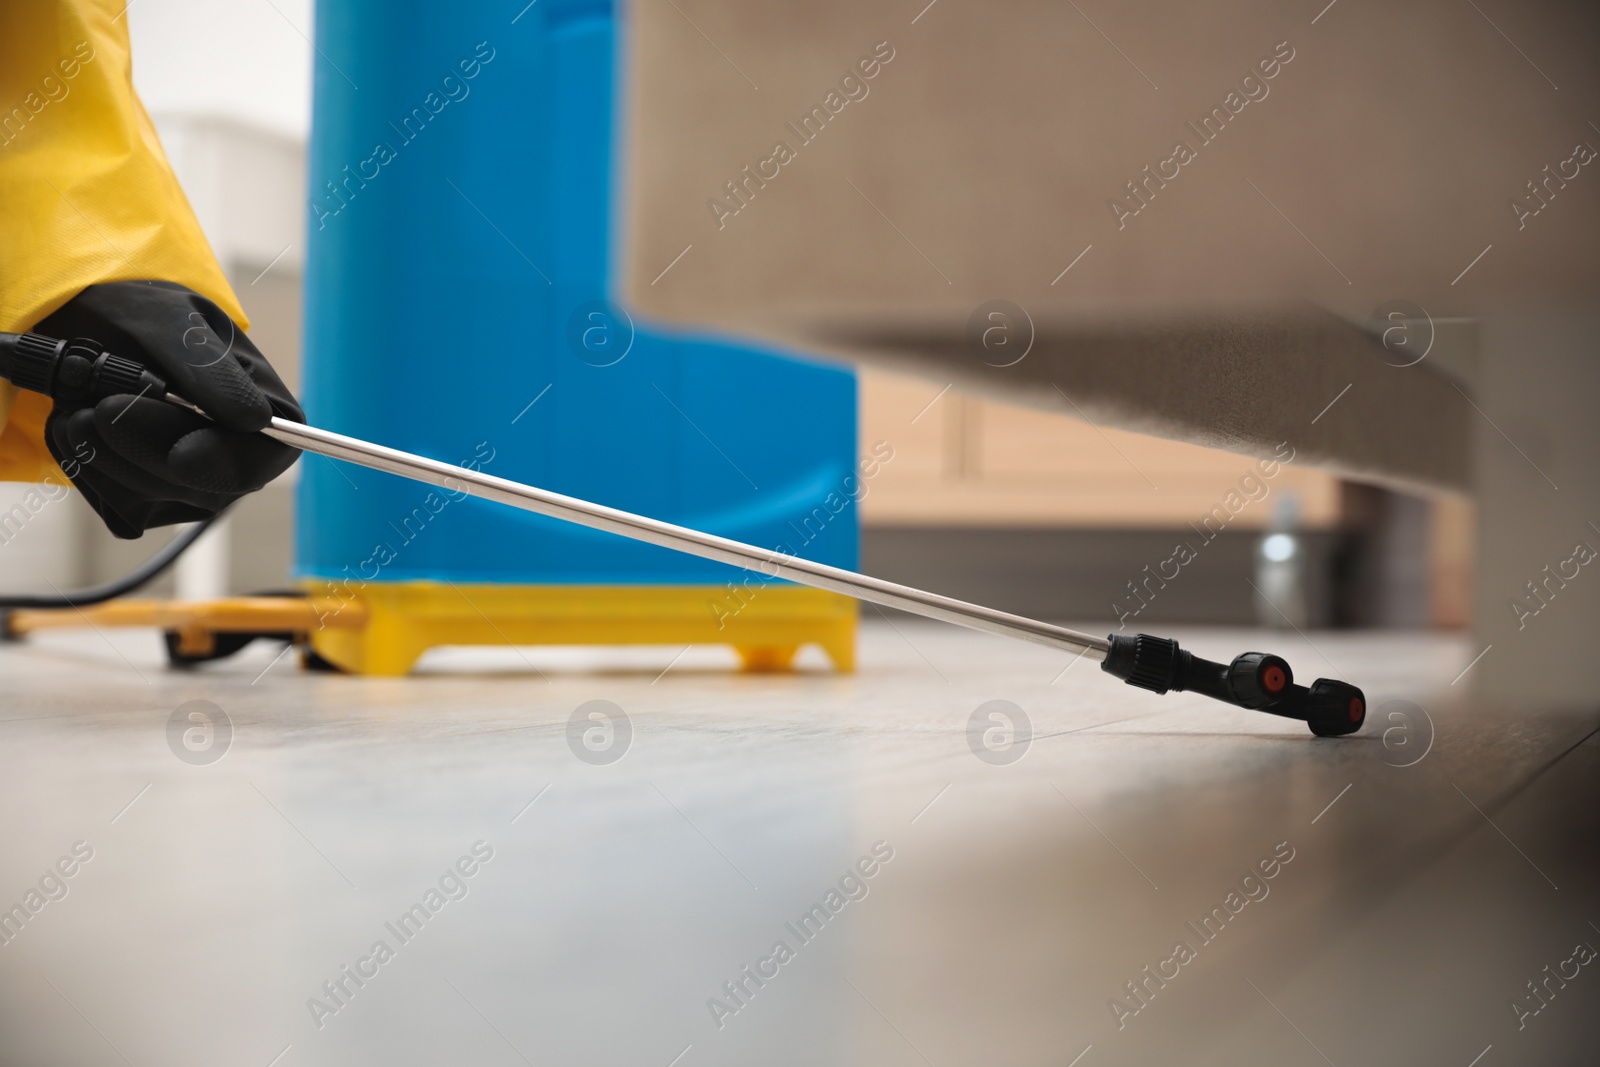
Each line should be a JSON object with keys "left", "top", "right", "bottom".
{"left": 1101, "top": 632, "right": 1364, "bottom": 737}
{"left": 0, "top": 332, "right": 169, "bottom": 407}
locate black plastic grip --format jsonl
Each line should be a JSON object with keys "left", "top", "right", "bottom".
{"left": 1101, "top": 632, "right": 1231, "bottom": 704}
{"left": 3, "top": 333, "right": 63, "bottom": 395}
{"left": 90, "top": 351, "right": 154, "bottom": 396}
{"left": 0, "top": 332, "right": 169, "bottom": 406}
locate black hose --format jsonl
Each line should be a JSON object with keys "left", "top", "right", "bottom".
{"left": 0, "top": 510, "right": 221, "bottom": 614}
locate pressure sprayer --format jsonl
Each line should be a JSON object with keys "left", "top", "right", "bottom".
{"left": 0, "top": 331, "right": 1365, "bottom": 736}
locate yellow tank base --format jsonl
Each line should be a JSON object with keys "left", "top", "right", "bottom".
{"left": 2, "top": 595, "right": 365, "bottom": 660}
{"left": 301, "top": 582, "right": 858, "bottom": 678}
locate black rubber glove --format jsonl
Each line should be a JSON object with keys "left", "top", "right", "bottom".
{"left": 37, "top": 281, "right": 304, "bottom": 539}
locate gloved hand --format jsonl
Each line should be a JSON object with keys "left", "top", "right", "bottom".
{"left": 36, "top": 281, "right": 304, "bottom": 539}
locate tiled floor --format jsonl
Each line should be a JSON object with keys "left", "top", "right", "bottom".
{"left": 1, "top": 621, "right": 1595, "bottom": 1066}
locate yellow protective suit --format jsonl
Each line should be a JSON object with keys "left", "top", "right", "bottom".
{"left": 0, "top": 0, "right": 246, "bottom": 483}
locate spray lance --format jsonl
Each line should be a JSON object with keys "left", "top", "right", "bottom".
{"left": 0, "top": 330, "right": 1365, "bottom": 736}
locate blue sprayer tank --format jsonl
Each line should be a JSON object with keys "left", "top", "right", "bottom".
{"left": 294, "top": 0, "right": 858, "bottom": 673}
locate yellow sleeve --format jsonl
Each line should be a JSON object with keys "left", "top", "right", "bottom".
{"left": 0, "top": 0, "right": 247, "bottom": 483}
